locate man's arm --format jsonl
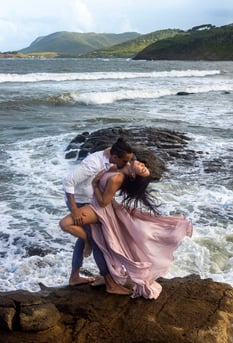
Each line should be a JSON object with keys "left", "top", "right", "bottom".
{"left": 63, "top": 154, "right": 103, "bottom": 224}
{"left": 65, "top": 192, "right": 85, "bottom": 225}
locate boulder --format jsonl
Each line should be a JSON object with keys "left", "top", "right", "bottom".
{"left": 64, "top": 126, "right": 228, "bottom": 180}
{"left": 65, "top": 127, "right": 197, "bottom": 180}
{"left": 0, "top": 275, "right": 232, "bottom": 343}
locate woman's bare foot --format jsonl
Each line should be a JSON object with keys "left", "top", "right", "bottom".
{"left": 106, "top": 284, "right": 132, "bottom": 295}
{"left": 90, "top": 275, "right": 105, "bottom": 287}
{"left": 69, "top": 269, "right": 95, "bottom": 286}
{"left": 104, "top": 273, "right": 132, "bottom": 295}
{"left": 83, "top": 241, "right": 92, "bottom": 257}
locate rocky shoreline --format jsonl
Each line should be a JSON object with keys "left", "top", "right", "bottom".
{"left": 0, "top": 275, "right": 232, "bottom": 343}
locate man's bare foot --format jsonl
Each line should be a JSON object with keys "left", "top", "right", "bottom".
{"left": 69, "top": 275, "right": 95, "bottom": 286}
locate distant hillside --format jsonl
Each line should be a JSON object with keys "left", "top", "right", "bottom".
{"left": 80, "top": 29, "right": 183, "bottom": 58}
{"left": 19, "top": 31, "right": 140, "bottom": 55}
{"left": 134, "top": 24, "right": 233, "bottom": 60}
{"left": 3, "top": 24, "right": 232, "bottom": 60}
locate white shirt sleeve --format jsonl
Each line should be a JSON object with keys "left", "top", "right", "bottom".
{"left": 62, "top": 152, "right": 104, "bottom": 194}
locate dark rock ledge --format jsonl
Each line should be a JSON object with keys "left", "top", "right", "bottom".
{"left": 65, "top": 126, "right": 226, "bottom": 179}
{"left": 0, "top": 275, "right": 232, "bottom": 343}
{"left": 65, "top": 127, "right": 198, "bottom": 180}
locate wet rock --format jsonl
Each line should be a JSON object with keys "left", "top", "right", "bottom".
{"left": 0, "top": 298, "right": 16, "bottom": 331}
{"left": 20, "top": 303, "right": 60, "bottom": 332}
{"left": 176, "top": 91, "right": 194, "bottom": 96}
{"left": 0, "top": 275, "right": 232, "bottom": 343}
{"left": 65, "top": 126, "right": 196, "bottom": 180}
{"left": 24, "top": 246, "right": 53, "bottom": 258}
{"left": 203, "top": 158, "right": 225, "bottom": 173}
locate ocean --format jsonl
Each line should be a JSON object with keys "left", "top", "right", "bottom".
{"left": 0, "top": 58, "right": 232, "bottom": 292}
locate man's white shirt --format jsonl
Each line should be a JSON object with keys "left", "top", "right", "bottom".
{"left": 63, "top": 150, "right": 112, "bottom": 203}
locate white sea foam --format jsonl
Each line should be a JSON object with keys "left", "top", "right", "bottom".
{"left": 68, "top": 88, "right": 173, "bottom": 104}
{"left": 51, "top": 82, "right": 233, "bottom": 105}
{"left": 0, "top": 69, "right": 220, "bottom": 83}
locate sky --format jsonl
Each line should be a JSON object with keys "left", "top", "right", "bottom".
{"left": 0, "top": 0, "right": 232, "bottom": 52}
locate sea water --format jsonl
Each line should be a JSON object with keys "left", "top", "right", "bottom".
{"left": 0, "top": 58, "right": 232, "bottom": 291}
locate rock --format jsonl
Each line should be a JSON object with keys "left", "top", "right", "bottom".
{"left": 20, "top": 303, "right": 61, "bottom": 332}
{"left": 0, "top": 298, "right": 16, "bottom": 331}
{"left": 0, "top": 275, "right": 232, "bottom": 343}
{"left": 65, "top": 127, "right": 196, "bottom": 180}
{"left": 23, "top": 246, "right": 53, "bottom": 258}
{"left": 176, "top": 91, "right": 194, "bottom": 96}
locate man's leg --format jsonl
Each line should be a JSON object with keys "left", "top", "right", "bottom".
{"left": 66, "top": 201, "right": 94, "bottom": 286}
{"left": 69, "top": 237, "right": 95, "bottom": 286}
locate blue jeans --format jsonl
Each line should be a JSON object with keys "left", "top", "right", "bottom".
{"left": 68, "top": 202, "right": 109, "bottom": 276}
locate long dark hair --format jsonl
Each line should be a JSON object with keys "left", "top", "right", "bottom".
{"left": 119, "top": 174, "right": 160, "bottom": 215}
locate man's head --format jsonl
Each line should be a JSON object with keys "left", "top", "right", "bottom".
{"left": 109, "top": 138, "right": 133, "bottom": 168}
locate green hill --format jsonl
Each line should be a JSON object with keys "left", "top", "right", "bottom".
{"left": 19, "top": 31, "right": 141, "bottom": 55}
{"left": 80, "top": 29, "right": 183, "bottom": 58}
{"left": 3, "top": 24, "right": 233, "bottom": 60}
{"left": 133, "top": 24, "right": 233, "bottom": 60}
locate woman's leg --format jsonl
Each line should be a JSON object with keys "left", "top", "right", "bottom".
{"left": 60, "top": 206, "right": 98, "bottom": 257}
{"left": 60, "top": 206, "right": 98, "bottom": 235}
{"left": 60, "top": 207, "right": 132, "bottom": 295}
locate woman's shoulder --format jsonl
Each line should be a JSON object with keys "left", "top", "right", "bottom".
{"left": 105, "top": 171, "right": 124, "bottom": 183}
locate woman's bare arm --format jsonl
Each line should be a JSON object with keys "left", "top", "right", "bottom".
{"left": 92, "top": 172, "right": 124, "bottom": 207}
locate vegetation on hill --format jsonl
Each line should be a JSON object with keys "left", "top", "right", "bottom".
{"left": 0, "top": 51, "right": 59, "bottom": 58}
{"left": 134, "top": 24, "right": 233, "bottom": 60}
{"left": 1, "top": 24, "right": 232, "bottom": 60}
{"left": 19, "top": 31, "right": 140, "bottom": 55}
{"left": 80, "top": 29, "right": 183, "bottom": 58}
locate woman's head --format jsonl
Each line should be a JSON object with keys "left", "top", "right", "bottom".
{"left": 129, "top": 160, "right": 150, "bottom": 178}
{"left": 120, "top": 160, "right": 159, "bottom": 215}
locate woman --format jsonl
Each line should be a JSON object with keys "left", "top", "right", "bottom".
{"left": 60, "top": 160, "right": 193, "bottom": 299}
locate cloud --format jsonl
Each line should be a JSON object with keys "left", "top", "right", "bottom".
{"left": 0, "top": 0, "right": 232, "bottom": 52}
{"left": 56, "top": 0, "right": 94, "bottom": 32}
{"left": 72, "top": 0, "right": 94, "bottom": 31}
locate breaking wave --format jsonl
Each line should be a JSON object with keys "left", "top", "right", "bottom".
{"left": 0, "top": 69, "right": 221, "bottom": 83}
{"left": 47, "top": 83, "right": 233, "bottom": 105}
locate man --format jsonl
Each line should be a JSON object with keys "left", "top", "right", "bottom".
{"left": 62, "top": 138, "right": 133, "bottom": 294}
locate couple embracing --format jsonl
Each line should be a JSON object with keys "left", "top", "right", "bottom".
{"left": 60, "top": 138, "right": 192, "bottom": 299}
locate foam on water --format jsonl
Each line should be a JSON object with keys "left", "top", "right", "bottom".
{"left": 1, "top": 135, "right": 78, "bottom": 291}
{"left": 0, "top": 69, "right": 220, "bottom": 83}
{"left": 47, "top": 82, "right": 233, "bottom": 105}
{"left": 153, "top": 178, "right": 233, "bottom": 286}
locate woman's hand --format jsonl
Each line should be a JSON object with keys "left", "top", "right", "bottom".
{"left": 92, "top": 170, "right": 105, "bottom": 188}
{"left": 108, "top": 165, "right": 118, "bottom": 172}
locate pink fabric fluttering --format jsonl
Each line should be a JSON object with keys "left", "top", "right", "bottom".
{"left": 90, "top": 172, "right": 193, "bottom": 299}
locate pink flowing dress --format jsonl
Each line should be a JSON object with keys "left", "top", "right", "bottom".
{"left": 90, "top": 172, "right": 193, "bottom": 299}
